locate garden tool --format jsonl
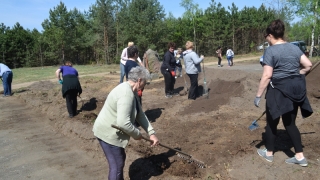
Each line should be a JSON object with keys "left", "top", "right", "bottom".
{"left": 249, "top": 60, "right": 320, "bottom": 131}
{"left": 249, "top": 111, "right": 265, "bottom": 131}
{"left": 202, "top": 60, "right": 208, "bottom": 98}
{"left": 182, "top": 66, "right": 189, "bottom": 92}
{"left": 111, "top": 124, "right": 206, "bottom": 168}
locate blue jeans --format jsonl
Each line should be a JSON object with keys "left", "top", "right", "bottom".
{"left": 119, "top": 63, "right": 126, "bottom": 83}
{"left": 227, "top": 56, "right": 233, "bottom": 66}
{"left": 175, "top": 66, "right": 182, "bottom": 76}
{"left": 98, "top": 138, "right": 126, "bottom": 180}
{"left": 2, "top": 71, "right": 13, "bottom": 96}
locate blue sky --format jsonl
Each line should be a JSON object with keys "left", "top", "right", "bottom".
{"left": 0, "top": 0, "right": 267, "bottom": 31}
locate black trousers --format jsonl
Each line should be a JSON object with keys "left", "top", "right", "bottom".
{"left": 218, "top": 57, "right": 222, "bottom": 65}
{"left": 187, "top": 74, "right": 198, "bottom": 100}
{"left": 265, "top": 104, "right": 303, "bottom": 152}
{"left": 161, "top": 70, "right": 175, "bottom": 95}
{"left": 65, "top": 89, "right": 78, "bottom": 116}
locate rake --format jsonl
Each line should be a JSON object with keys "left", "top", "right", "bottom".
{"left": 249, "top": 60, "right": 320, "bottom": 131}
{"left": 111, "top": 124, "right": 206, "bottom": 168}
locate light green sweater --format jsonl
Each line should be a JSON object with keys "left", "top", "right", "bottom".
{"left": 92, "top": 82, "right": 155, "bottom": 148}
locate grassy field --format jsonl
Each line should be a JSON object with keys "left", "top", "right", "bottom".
{"left": 10, "top": 52, "right": 319, "bottom": 84}
{"left": 12, "top": 64, "right": 119, "bottom": 84}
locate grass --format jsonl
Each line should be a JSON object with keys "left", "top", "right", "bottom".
{"left": 12, "top": 64, "right": 119, "bottom": 84}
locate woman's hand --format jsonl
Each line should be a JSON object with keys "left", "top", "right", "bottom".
{"left": 149, "top": 134, "right": 159, "bottom": 147}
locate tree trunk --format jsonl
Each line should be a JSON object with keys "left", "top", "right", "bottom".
{"left": 310, "top": 1, "right": 318, "bottom": 57}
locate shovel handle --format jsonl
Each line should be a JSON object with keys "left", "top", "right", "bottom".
{"left": 111, "top": 124, "right": 192, "bottom": 157}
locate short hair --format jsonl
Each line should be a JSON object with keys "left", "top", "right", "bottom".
{"left": 128, "top": 42, "right": 134, "bottom": 47}
{"left": 185, "top": 41, "right": 193, "bottom": 49}
{"left": 128, "top": 66, "right": 151, "bottom": 83}
{"left": 167, "top": 42, "right": 176, "bottom": 49}
{"left": 127, "top": 45, "right": 139, "bottom": 58}
{"left": 266, "top": 19, "right": 285, "bottom": 39}
{"left": 64, "top": 61, "right": 72, "bottom": 67}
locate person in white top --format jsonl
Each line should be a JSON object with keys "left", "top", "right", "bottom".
{"left": 119, "top": 42, "right": 143, "bottom": 83}
{"left": 226, "top": 47, "right": 234, "bottom": 67}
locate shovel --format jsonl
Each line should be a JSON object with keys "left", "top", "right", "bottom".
{"left": 111, "top": 124, "right": 206, "bottom": 168}
{"left": 249, "top": 111, "right": 266, "bottom": 131}
{"left": 202, "top": 60, "right": 208, "bottom": 98}
{"left": 182, "top": 65, "right": 189, "bottom": 92}
{"left": 249, "top": 60, "right": 320, "bottom": 131}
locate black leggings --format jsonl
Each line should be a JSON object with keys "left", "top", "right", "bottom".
{"left": 265, "top": 104, "right": 303, "bottom": 153}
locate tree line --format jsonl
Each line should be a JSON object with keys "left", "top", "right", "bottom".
{"left": 0, "top": 0, "right": 319, "bottom": 68}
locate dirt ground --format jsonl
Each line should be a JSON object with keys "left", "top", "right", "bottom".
{"left": 1, "top": 58, "right": 320, "bottom": 180}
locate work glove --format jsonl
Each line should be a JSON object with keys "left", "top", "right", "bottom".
{"left": 254, "top": 97, "right": 261, "bottom": 107}
{"left": 58, "top": 79, "right": 63, "bottom": 84}
{"left": 170, "top": 71, "right": 176, "bottom": 77}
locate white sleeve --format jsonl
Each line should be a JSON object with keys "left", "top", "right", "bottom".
{"left": 137, "top": 57, "right": 142, "bottom": 63}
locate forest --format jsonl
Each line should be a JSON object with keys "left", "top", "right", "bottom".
{"left": 0, "top": 0, "right": 319, "bottom": 68}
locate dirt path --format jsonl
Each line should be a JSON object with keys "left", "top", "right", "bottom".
{"left": 0, "top": 97, "right": 108, "bottom": 179}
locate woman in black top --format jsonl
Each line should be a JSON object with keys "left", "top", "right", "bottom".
{"left": 161, "top": 42, "right": 177, "bottom": 98}
{"left": 254, "top": 19, "right": 313, "bottom": 166}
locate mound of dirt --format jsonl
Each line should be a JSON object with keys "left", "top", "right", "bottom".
{"left": 12, "top": 61, "right": 320, "bottom": 179}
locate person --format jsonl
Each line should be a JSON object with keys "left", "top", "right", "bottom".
{"left": 0, "top": 63, "right": 13, "bottom": 97}
{"left": 143, "top": 49, "right": 162, "bottom": 80}
{"left": 174, "top": 48, "right": 183, "bottom": 78}
{"left": 216, "top": 46, "right": 222, "bottom": 67}
{"left": 254, "top": 19, "right": 313, "bottom": 167}
{"left": 92, "top": 66, "right": 159, "bottom": 180}
{"left": 183, "top": 41, "right": 204, "bottom": 100}
{"left": 124, "top": 45, "right": 143, "bottom": 105}
{"left": 161, "top": 42, "right": 178, "bottom": 98}
{"left": 226, "top": 47, "right": 234, "bottom": 67}
{"left": 55, "top": 61, "right": 82, "bottom": 118}
{"left": 119, "top": 42, "right": 143, "bottom": 83}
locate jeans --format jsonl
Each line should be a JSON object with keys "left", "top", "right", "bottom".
{"left": 98, "top": 138, "right": 126, "bottom": 180}
{"left": 175, "top": 66, "right": 182, "bottom": 77}
{"left": 119, "top": 63, "right": 126, "bottom": 83}
{"left": 227, "top": 56, "right": 232, "bottom": 66}
{"left": 2, "top": 71, "right": 13, "bottom": 96}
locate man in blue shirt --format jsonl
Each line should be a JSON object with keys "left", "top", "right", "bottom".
{"left": 0, "top": 63, "right": 13, "bottom": 97}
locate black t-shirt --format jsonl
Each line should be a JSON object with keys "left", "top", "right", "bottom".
{"left": 125, "top": 60, "right": 139, "bottom": 79}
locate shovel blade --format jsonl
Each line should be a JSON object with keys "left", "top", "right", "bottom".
{"left": 249, "top": 120, "right": 259, "bottom": 131}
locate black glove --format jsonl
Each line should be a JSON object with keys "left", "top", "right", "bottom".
{"left": 254, "top": 97, "right": 261, "bottom": 107}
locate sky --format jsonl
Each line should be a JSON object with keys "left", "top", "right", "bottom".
{"left": 0, "top": 0, "right": 269, "bottom": 31}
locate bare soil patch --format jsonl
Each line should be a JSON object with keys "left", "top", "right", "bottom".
{"left": 4, "top": 60, "right": 320, "bottom": 179}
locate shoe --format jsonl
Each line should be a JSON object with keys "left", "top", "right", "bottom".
{"left": 165, "top": 94, "right": 173, "bottom": 98}
{"left": 218, "top": 65, "right": 221, "bottom": 67}
{"left": 257, "top": 148, "right": 273, "bottom": 162}
{"left": 175, "top": 76, "right": 177, "bottom": 79}
{"left": 170, "top": 92, "right": 179, "bottom": 96}
{"left": 69, "top": 114, "right": 74, "bottom": 118}
{"left": 285, "top": 156, "right": 308, "bottom": 167}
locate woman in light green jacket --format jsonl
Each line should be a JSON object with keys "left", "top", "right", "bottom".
{"left": 93, "top": 66, "right": 159, "bottom": 180}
